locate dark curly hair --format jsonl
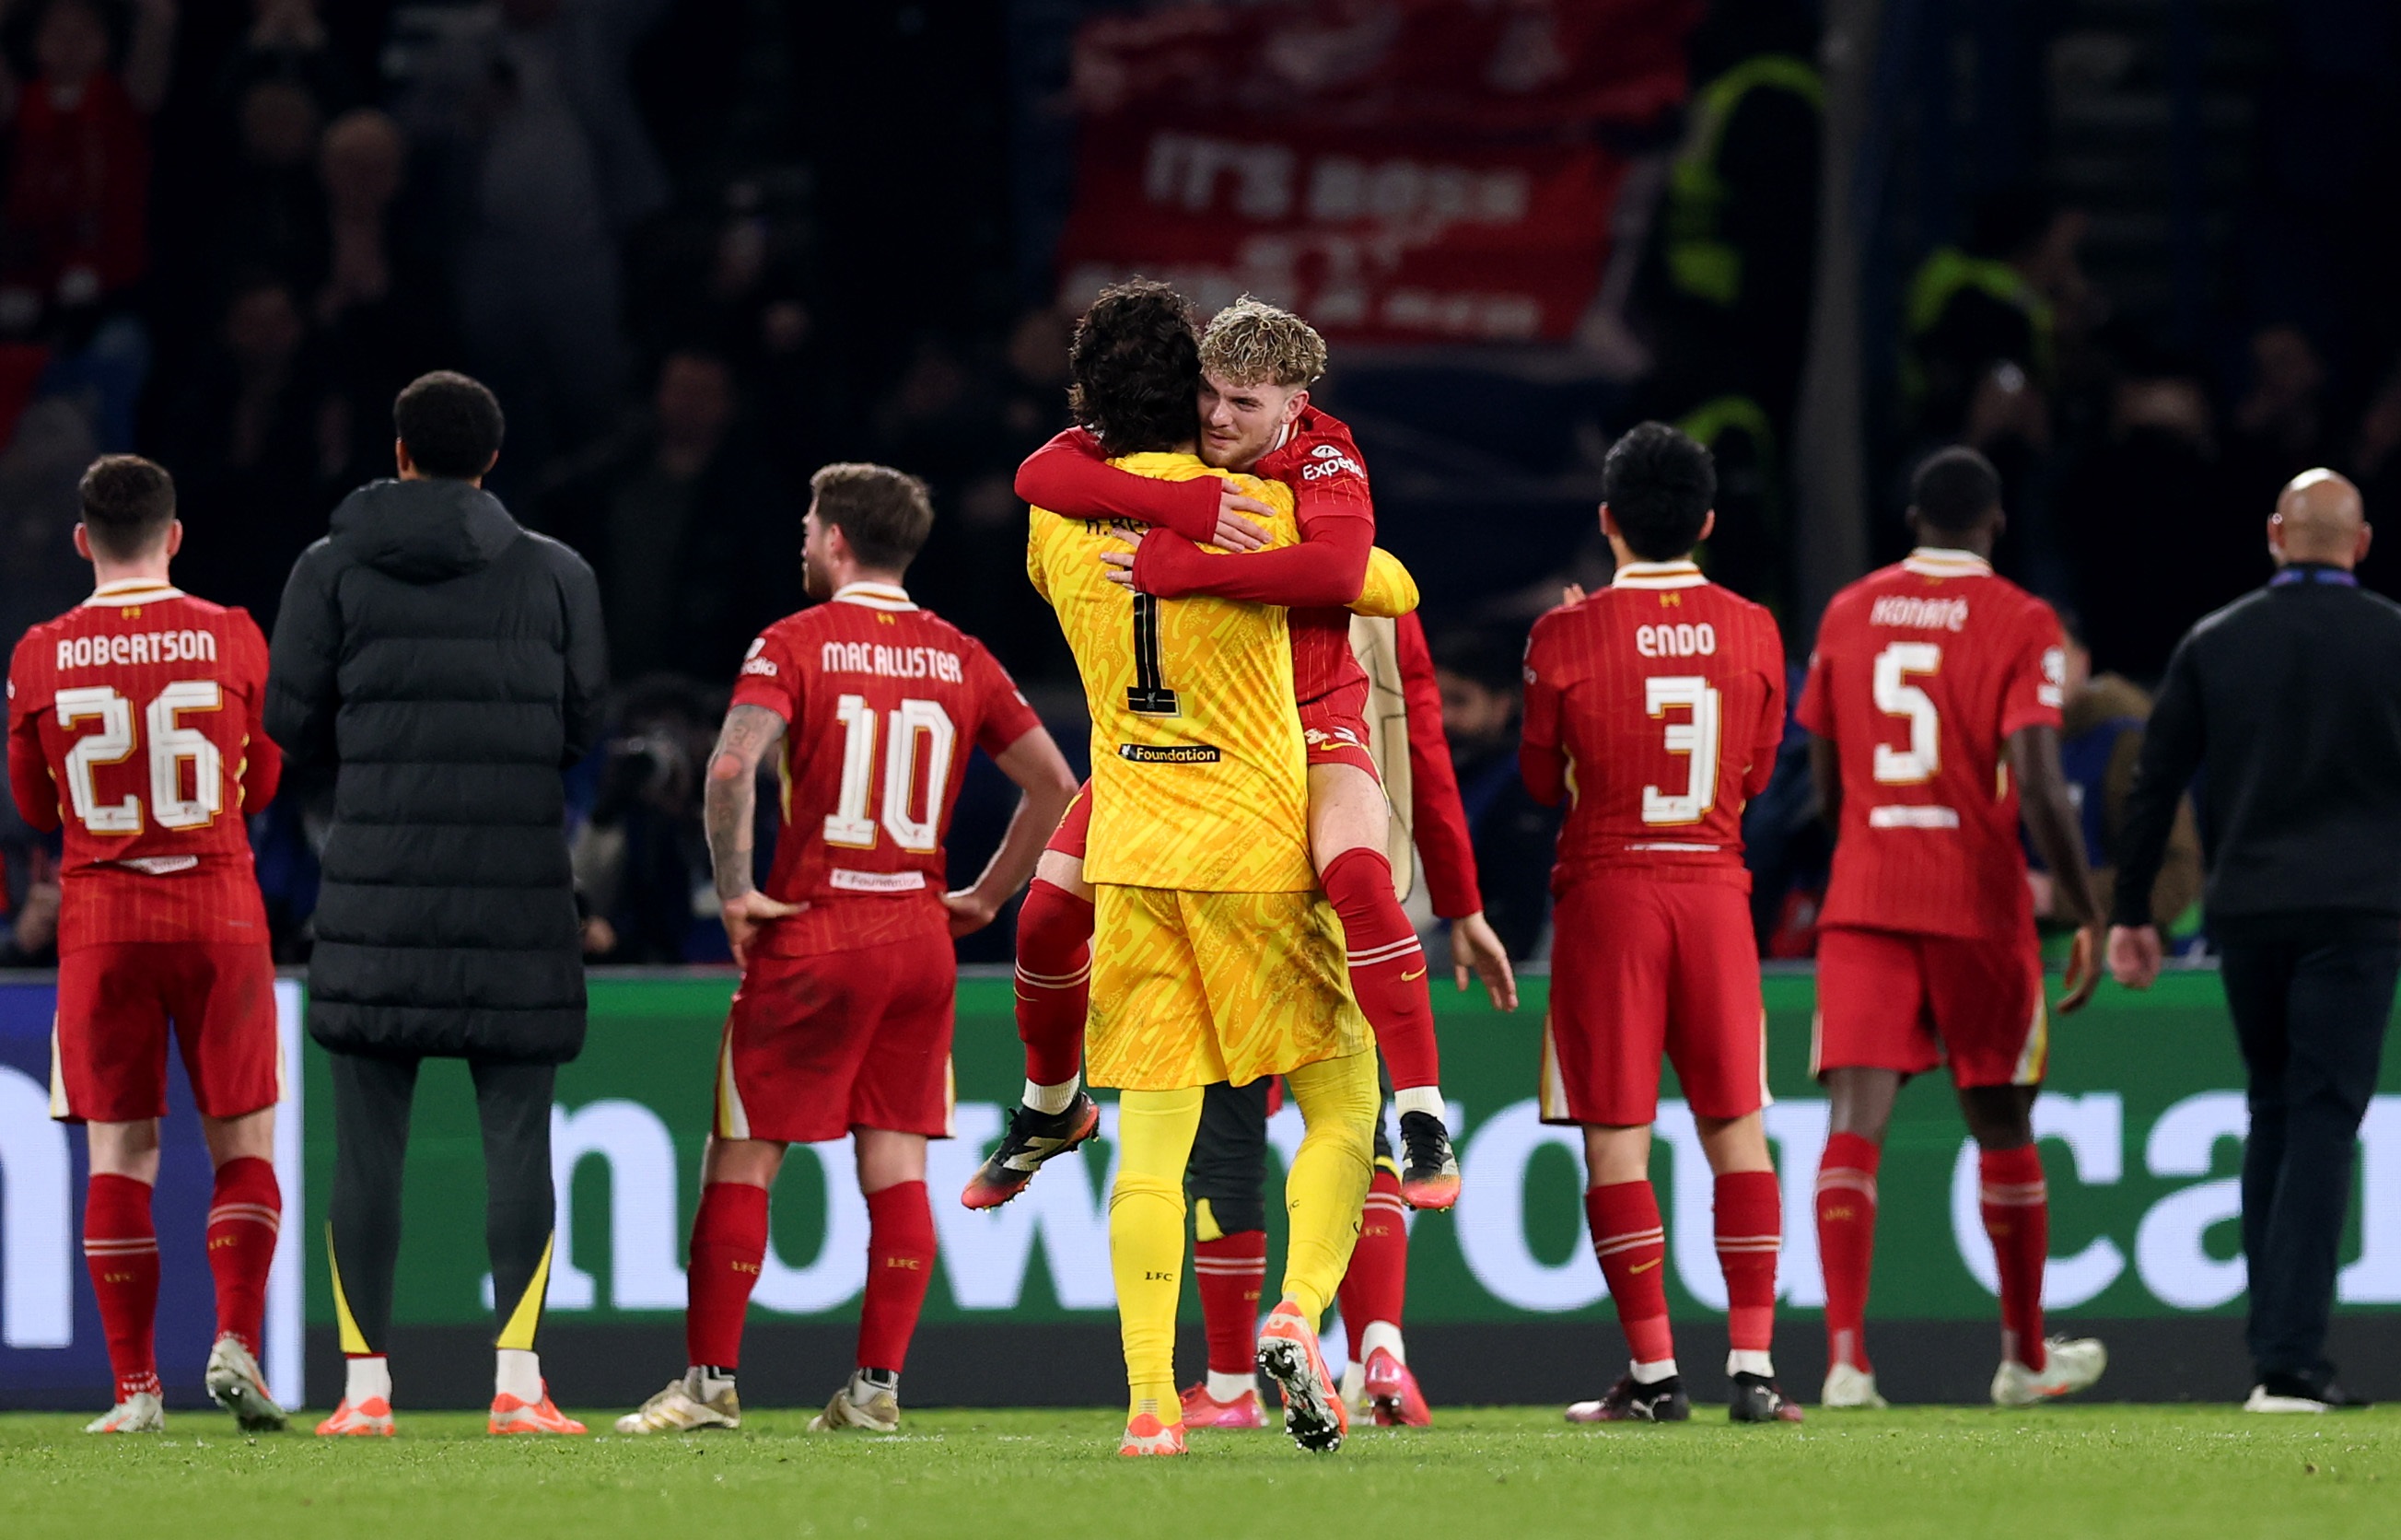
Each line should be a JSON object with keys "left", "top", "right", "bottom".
{"left": 1066, "top": 279, "right": 1200, "bottom": 457}
{"left": 1603, "top": 421, "right": 1716, "bottom": 561}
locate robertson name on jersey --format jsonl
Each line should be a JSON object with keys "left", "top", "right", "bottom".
{"left": 1521, "top": 561, "right": 1786, "bottom": 889}
{"left": 1798, "top": 547, "right": 2066, "bottom": 940}
{"left": 729, "top": 582, "right": 1040, "bottom": 959}
{"left": 6, "top": 580, "right": 280, "bottom": 950}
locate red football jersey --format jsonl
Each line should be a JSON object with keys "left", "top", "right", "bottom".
{"left": 729, "top": 582, "right": 1042, "bottom": 960}
{"left": 1521, "top": 562, "right": 1786, "bottom": 889}
{"left": 1797, "top": 548, "right": 2066, "bottom": 941}
{"left": 1251, "top": 407, "right": 1375, "bottom": 706}
{"left": 6, "top": 579, "right": 280, "bottom": 951}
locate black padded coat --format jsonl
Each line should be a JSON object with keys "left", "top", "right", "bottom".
{"left": 265, "top": 477, "right": 607, "bottom": 1062}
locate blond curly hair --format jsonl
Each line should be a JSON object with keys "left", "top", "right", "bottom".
{"left": 1198, "top": 297, "right": 1327, "bottom": 389}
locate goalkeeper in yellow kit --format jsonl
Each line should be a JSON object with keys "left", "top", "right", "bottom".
{"left": 1027, "top": 281, "right": 1387, "bottom": 1457}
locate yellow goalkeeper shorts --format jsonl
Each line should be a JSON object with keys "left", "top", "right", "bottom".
{"left": 1084, "top": 885, "right": 1370, "bottom": 1092}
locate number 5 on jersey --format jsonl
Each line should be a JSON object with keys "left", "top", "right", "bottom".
{"left": 1872, "top": 641, "right": 1941, "bottom": 785}
{"left": 822, "top": 694, "right": 956, "bottom": 852}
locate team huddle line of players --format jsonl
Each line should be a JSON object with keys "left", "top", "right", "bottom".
{"left": 10, "top": 283, "right": 2109, "bottom": 1452}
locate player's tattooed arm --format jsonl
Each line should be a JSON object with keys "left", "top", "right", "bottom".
{"left": 705, "top": 704, "right": 797, "bottom": 966}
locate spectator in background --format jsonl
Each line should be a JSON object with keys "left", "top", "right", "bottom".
{"left": 1906, "top": 186, "right": 2094, "bottom": 446}
{"left": 2036, "top": 608, "right": 2204, "bottom": 938}
{"left": 207, "top": 0, "right": 355, "bottom": 133}
{"left": 2228, "top": 324, "right": 2333, "bottom": 516}
{"left": 2058, "top": 344, "right": 2253, "bottom": 681}
{"left": 313, "top": 108, "right": 453, "bottom": 482}
{"left": 1, "top": 0, "right": 175, "bottom": 450}
{"left": 1433, "top": 629, "right": 1557, "bottom": 960}
{"left": 161, "top": 273, "right": 339, "bottom": 626}
{"left": 539, "top": 348, "right": 792, "bottom": 680}
{"left": 0, "top": 0, "right": 172, "bottom": 324}
{"left": 402, "top": 0, "right": 672, "bottom": 492}
{"left": 207, "top": 75, "right": 325, "bottom": 291}
{"left": 571, "top": 674, "right": 728, "bottom": 964}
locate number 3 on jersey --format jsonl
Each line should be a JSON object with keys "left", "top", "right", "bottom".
{"left": 1641, "top": 675, "right": 1722, "bottom": 825}
{"left": 54, "top": 681, "right": 225, "bottom": 834}
{"left": 822, "top": 694, "right": 955, "bottom": 852}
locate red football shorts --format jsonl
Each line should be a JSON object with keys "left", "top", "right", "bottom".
{"left": 1045, "top": 780, "right": 1092, "bottom": 860}
{"left": 1300, "top": 678, "right": 1379, "bottom": 778}
{"left": 716, "top": 928, "right": 958, "bottom": 1143}
{"left": 1540, "top": 874, "right": 1767, "bottom": 1126}
{"left": 50, "top": 941, "right": 280, "bottom": 1124}
{"left": 1812, "top": 926, "right": 2048, "bottom": 1088}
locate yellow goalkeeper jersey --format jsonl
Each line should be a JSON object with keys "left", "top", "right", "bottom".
{"left": 1029, "top": 451, "right": 1318, "bottom": 892}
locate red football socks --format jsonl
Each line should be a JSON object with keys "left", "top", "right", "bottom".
{"left": 1714, "top": 1170, "right": 1781, "bottom": 1355}
{"left": 1320, "top": 848, "right": 1439, "bottom": 1091}
{"left": 1586, "top": 1181, "right": 1674, "bottom": 1367}
{"left": 859, "top": 1182, "right": 937, "bottom": 1375}
{"left": 84, "top": 1173, "right": 161, "bottom": 1402}
{"left": 1815, "top": 1132, "right": 1882, "bottom": 1372}
{"left": 205, "top": 1156, "right": 281, "bottom": 1357}
{"left": 1979, "top": 1144, "right": 2051, "bottom": 1372}
{"left": 1336, "top": 1169, "right": 1409, "bottom": 1336}
{"left": 684, "top": 1181, "right": 769, "bottom": 1370}
{"left": 1195, "top": 1231, "right": 1268, "bottom": 1376}
{"left": 1013, "top": 879, "right": 1094, "bottom": 1089}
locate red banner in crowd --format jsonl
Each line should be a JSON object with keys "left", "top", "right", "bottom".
{"left": 1054, "top": 0, "right": 1696, "bottom": 345}
{"left": 1069, "top": 0, "right": 1700, "bottom": 134}
{"left": 1056, "top": 123, "right": 1627, "bottom": 344}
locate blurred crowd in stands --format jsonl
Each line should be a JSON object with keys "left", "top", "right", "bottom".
{"left": 2, "top": 0, "right": 2395, "bottom": 973}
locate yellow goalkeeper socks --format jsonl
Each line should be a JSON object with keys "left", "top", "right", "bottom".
{"left": 1111, "top": 1086, "right": 1205, "bottom": 1419}
{"left": 1279, "top": 1048, "right": 1380, "bottom": 1320}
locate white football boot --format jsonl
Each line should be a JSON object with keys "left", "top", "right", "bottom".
{"left": 204, "top": 1335, "right": 288, "bottom": 1431}
{"left": 808, "top": 1371, "right": 900, "bottom": 1433}
{"left": 85, "top": 1392, "right": 165, "bottom": 1433}
{"left": 1820, "top": 1361, "right": 1890, "bottom": 1409}
{"left": 1991, "top": 1336, "right": 2107, "bottom": 1406}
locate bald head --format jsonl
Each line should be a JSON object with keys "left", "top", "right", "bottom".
{"left": 2270, "top": 469, "right": 2370, "bottom": 569}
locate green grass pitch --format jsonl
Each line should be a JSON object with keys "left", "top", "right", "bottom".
{"left": 3, "top": 1406, "right": 2395, "bottom": 1538}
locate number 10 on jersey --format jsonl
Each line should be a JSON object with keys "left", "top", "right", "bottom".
{"left": 823, "top": 694, "right": 956, "bottom": 853}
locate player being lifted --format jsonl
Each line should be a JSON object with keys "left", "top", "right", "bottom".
{"left": 6, "top": 457, "right": 287, "bottom": 1434}
{"left": 1520, "top": 424, "right": 1801, "bottom": 1424}
{"left": 614, "top": 464, "right": 1077, "bottom": 1437}
{"left": 965, "top": 298, "right": 1513, "bottom": 1212}
{"left": 1027, "top": 280, "right": 1384, "bottom": 1456}
{"left": 1802, "top": 447, "right": 2108, "bottom": 1408}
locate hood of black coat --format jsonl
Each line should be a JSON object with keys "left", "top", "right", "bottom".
{"left": 329, "top": 478, "right": 523, "bottom": 583}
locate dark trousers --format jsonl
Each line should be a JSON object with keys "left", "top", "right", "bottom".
{"left": 2218, "top": 932, "right": 2400, "bottom": 1380}
{"left": 1186, "top": 1079, "right": 1394, "bottom": 1238}
{"left": 327, "top": 1052, "right": 557, "bottom": 1356}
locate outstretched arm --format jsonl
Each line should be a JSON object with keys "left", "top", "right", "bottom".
{"left": 705, "top": 703, "right": 796, "bottom": 968}
{"left": 1118, "top": 513, "right": 1377, "bottom": 608}
{"left": 1015, "top": 429, "right": 1271, "bottom": 547}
